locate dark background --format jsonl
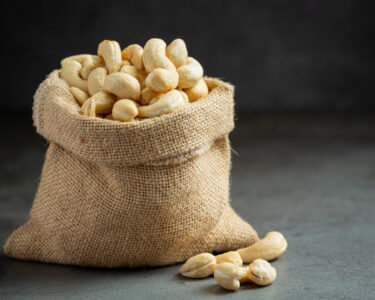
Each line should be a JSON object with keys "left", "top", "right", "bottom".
{"left": 2, "top": 0, "right": 374, "bottom": 112}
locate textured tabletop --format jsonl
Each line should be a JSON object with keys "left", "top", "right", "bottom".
{"left": 1, "top": 113, "right": 374, "bottom": 299}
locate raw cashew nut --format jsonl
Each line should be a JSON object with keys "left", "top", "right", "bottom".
{"left": 178, "top": 89, "right": 189, "bottom": 103}
{"left": 214, "top": 263, "right": 244, "bottom": 291}
{"left": 103, "top": 72, "right": 140, "bottom": 100}
{"left": 184, "top": 78, "right": 208, "bottom": 102}
{"left": 69, "top": 87, "right": 89, "bottom": 106}
{"left": 166, "top": 38, "right": 188, "bottom": 68}
{"left": 180, "top": 253, "right": 216, "bottom": 278}
{"left": 120, "top": 65, "right": 147, "bottom": 89}
{"left": 143, "top": 38, "right": 176, "bottom": 73}
{"left": 122, "top": 44, "right": 144, "bottom": 70}
{"left": 140, "top": 87, "right": 160, "bottom": 106}
{"left": 80, "top": 98, "right": 96, "bottom": 117}
{"left": 98, "top": 40, "right": 122, "bottom": 73}
{"left": 236, "top": 231, "right": 288, "bottom": 264}
{"left": 112, "top": 99, "right": 139, "bottom": 122}
{"left": 138, "top": 89, "right": 184, "bottom": 118}
{"left": 80, "top": 55, "right": 104, "bottom": 79}
{"left": 215, "top": 251, "right": 243, "bottom": 267}
{"left": 87, "top": 67, "right": 108, "bottom": 96}
{"left": 60, "top": 60, "right": 88, "bottom": 92}
{"left": 239, "top": 266, "right": 250, "bottom": 283}
{"left": 247, "top": 259, "right": 277, "bottom": 286}
{"left": 60, "top": 54, "right": 92, "bottom": 67}
{"left": 145, "top": 68, "right": 178, "bottom": 93}
{"left": 87, "top": 91, "right": 116, "bottom": 114}
{"left": 177, "top": 57, "right": 203, "bottom": 89}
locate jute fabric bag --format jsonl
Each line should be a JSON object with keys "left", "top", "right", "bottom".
{"left": 4, "top": 71, "right": 258, "bottom": 267}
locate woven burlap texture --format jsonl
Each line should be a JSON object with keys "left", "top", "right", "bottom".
{"left": 4, "top": 71, "right": 259, "bottom": 267}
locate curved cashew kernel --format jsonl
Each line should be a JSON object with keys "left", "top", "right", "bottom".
{"left": 80, "top": 98, "right": 96, "bottom": 117}
{"left": 61, "top": 54, "right": 92, "bottom": 67}
{"left": 166, "top": 38, "right": 188, "bottom": 68}
{"left": 104, "top": 113, "right": 114, "bottom": 120}
{"left": 177, "top": 57, "right": 203, "bottom": 89}
{"left": 177, "top": 89, "right": 189, "bottom": 103}
{"left": 122, "top": 44, "right": 144, "bottom": 70}
{"left": 184, "top": 78, "right": 208, "bottom": 102}
{"left": 112, "top": 99, "right": 139, "bottom": 122}
{"left": 247, "top": 259, "right": 277, "bottom": 286}
{"left": 88, "top": 67, "right": 108, "bottom": 96}
{"left": 143, "top": 38, "right": 176, "bottom": 73}
{"left": 215, "top": 251, "right": 243, "bottom": 267}
{"left": 239, "top": 266, "right": 250, "bottom": 283}
{"left": 236, "top": 231, "right": 287, "bottom": 264}
{"left": 80, "top": 55, "right": 104, "bottom": 80}
{"left": 138, "top": 89, "right": 184, "bottom": 118}
{"left": 180, "top": 253, "right": 216, "bottom": 278}
{"left": 140, "top": 87, "right": 160, "bottom": 106}
{"left": 69, "top": 87, "right": 89, "bottom": 106}
{"left": 60, "top": 60, "right": 88, "bottom": 92}
{"left": 146, "top": 68, "right": 179, "bottom": 93}
{"left": 214, "top": 263, "right": 244, "bottom": 291}
{"left": 120, "top": 65, "right": 147, "bottom": 89}
{"left": 87, "top": 91, "right": 116, "bottom": 114}
{"left": 98, "top": 40, "right": 122, "bottom": 73}
{"left": 103, "top": 72, "right": 140, "bottom": 100}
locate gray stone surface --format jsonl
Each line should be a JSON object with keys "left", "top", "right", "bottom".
{"left": 1, "top": 113, "right": 374, "bottom": 299}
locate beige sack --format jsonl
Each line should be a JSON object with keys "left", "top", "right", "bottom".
{"left": 3, "top": 71, "right": 258, "bottom": 267}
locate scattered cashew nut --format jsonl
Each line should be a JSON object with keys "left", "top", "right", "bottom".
{"left": 236, "top": 231, "right": 287, "bottom": 264}
{"left": 138, "top": 89, "right": 184, "bottom": 118}
{"left": 177, "top": 57, "right": 203, "bottom": 89}
{"left": 98, "top": 40, "right": 122, "bottom": 73}
{"left": 166, "top": 38, "right": 188, "bottom": 68}
{"left": 246, "top": 259, "right": 277, "bottom": 286}
{"left": 143, "top": 38, "right": 176, "bottom": 73}
{"left": 145, "top": 68, "right": 179, "bottom": 93}
{"left": 87, "top": 67, "right": 108, "bottom": 96}
{"left": 60, "top": 60, "right": 88, "bottom": 92}
{"left": 215, "top": 251, "right": 243, "bottom": 267}
{"left": 214, "top": 262, "right": 244, "bottom": 291}
{"left": 103, "top": 72, "right": 140, "bottom": 100}
{"left": 69, "top": 87, "right": 89, "bottom": 106}
{"left": 122, "top": 44, "right": 144, "bottom": 70}
{"left": 180, "top": 253, "right": 216, "bottom": 278}
{"left": 112, "top": 99, "right": 139, "bottom": 122}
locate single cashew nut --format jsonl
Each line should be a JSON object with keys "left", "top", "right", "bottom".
{"left": 120, "top": 65, "right": 147, "bottom": 89}
{"left": 60, "top": 54, "right": 92, "bottom": 67}
{"left": 112, "top": 99, "right": 139, "bottom": 122}
{"left": 138, "top": 89, "right": 184, "bottom": 118}
{"left": 143, "top": 38, "right": 176, "bottom": 73}
{"left": 166, "top": 38, "right": 188, "bottom": 68}
{"left": 122, "top": 44, "right": 144, "bottom": 70}
{"left": 98, "top": 40, "right": 122, "bottom": 73}
{"left": 87, "top": 67, "right": 108, "bottom": 96}
{"left": 80, "top": 55, "right": 104, "bottom": 80}
{"left": 60, "top": 60, "right": 88, "bottom": 92}
{"left": 103, "top": 72, "right": 140, "bottom": 100}
{"left": 140, "top": 87, "right": 160, "bottom": 106}
{"left": 145, "top": 68, "right": 179, "bottom": 93}
{"left": 177, "top": 57, "right": 203, "bottom": 89}
{"left": 87, "top": 91, "right": 116, "bottom": 114}
{"left": 236, "top": 231, "right": 288, "bottom": 264}
{"left": 214, "top": 262, "right": 244, "bottom": 291}
{"left": 69, "top": 87, "right": 89, "bottom": 106}
{"left": 180, "top": 253, "right": 216, "bottom": 278}
{"left": 80, "top": 98, "right": 96, "bottom": 117}
{"left": 247, "top": 259, "right": 277, "bottom": 286}
{"left": 184, "top": 78, "right": 208, "bottom": 102}
{"left": 215, "top": 251, "right": 243, "bottom": 267}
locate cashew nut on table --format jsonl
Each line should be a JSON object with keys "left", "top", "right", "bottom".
{"left": 59, "top": 38, "right": 209, "bottom": 121}
{"left": 179, "top": 231, "right": 287, "bottom": 292}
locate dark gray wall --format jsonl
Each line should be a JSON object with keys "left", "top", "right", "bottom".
{"left": 2, "top": 0, "right": 374, "bottom": 112}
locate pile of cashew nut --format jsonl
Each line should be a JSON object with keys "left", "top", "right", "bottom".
{"left": 60, "top": 38, "right": 209, "bottom": 121}
{"left": 180, "top": 231, "right": 288, "bottom": 292}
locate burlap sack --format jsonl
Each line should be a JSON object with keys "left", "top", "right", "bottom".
{"left": 4, "top": 71, "right": 258, "bottom": 267}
